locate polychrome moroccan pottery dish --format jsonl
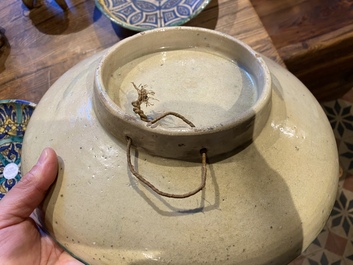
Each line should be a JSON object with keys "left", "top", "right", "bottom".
{"left": 95, "top": 0, "right": 210, "bottom": 31}
{"left": 0, "top": 100, "right": 35, "bottom": 200}
{"left": 22, "top": 27, "right": 339, "bottom": 265}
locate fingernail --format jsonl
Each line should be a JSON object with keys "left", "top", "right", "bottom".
{"left": 38, "top": 148, "right": 48, "bottom": 165}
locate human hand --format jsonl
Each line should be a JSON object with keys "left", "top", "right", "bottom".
{"left": 0, "top": 148, "right": 83, "bottom": 265}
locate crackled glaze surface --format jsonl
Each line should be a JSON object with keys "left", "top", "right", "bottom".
{"left": 22, "top": 27, "right": 338, "bottom": 265}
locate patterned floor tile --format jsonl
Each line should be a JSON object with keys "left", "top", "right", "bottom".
{"left": 325, "top": 232, "right": 348, "bottom": 256}
{"left": 303, "top": 228, "right": 330, "bottom": 255}
{"left": 342, "top": 240, "right": 353, "bottom": 264}
{"left": 339, "top": 141, "right": 353, "bottom": 175}
{"left": 302, "top": 250, "right": 342, "bottom": 265}
{"left": 343, "top": 174, "right": 353, "bottom": 193}
{"left": 290, "top": 99, "right": 353, "bottom": 264}
{"left": 323, "top": 100, "right": 353, "bottom": 141}
{"left": 328, "top": 190, "right": 353, "bottom": 238}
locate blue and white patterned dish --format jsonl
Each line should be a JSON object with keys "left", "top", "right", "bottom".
{"left": 95, "top": 0, "right": 210, "bottom": 31}
{"left": 0, "top": 100, "right": 36, "bottom": 200}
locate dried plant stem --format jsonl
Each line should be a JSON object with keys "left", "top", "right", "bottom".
{"left": 131, "top": 82, "right": 195, "bottom": 127}
{"left": 131, "top": 82, "right": 157, "bottom": 122}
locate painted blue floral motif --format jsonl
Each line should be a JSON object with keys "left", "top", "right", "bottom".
{"left": 0, "top": 100, "right": 35, "bottom": 199}
{"left": 98, "top": 0, "right": 209, "bottom": 30}
{"left": 177, "top": 6, "right": 191, "bottom": 16}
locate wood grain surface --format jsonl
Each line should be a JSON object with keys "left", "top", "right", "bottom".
{"left": 0, "top": 0, "right": 283, "bottom": 104}
{"left": 251, "top": 0, "right": 353, "bottom": 101}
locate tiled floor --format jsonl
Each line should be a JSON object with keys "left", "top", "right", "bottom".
{"left": 289, "top": 95, "right": 353, "bottom": 265}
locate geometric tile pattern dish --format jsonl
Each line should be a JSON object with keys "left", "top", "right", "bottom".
{"left": 0, "top": 100, "right": 35, "bottom": 200}
{"left": 95, "top": 0, "right": 210, "bottom": 31}
{"left": 289, "top": 99, "right": 353, "bottom": 265}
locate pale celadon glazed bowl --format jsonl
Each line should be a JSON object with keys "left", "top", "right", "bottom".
{"left": 22, "top": 27, "right": 339, "bottom": 265}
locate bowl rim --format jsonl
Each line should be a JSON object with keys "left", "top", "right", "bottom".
{"left": 0, "top": 99, "right": 36, "bottom": 108}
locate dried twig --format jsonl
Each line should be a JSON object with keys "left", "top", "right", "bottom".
{"left": 131, "top": 82, "right": 195, "bottom": 127}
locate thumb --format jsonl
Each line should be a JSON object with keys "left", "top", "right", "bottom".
{"left": 0, "top": 148, "right": 58, "bottom": 228}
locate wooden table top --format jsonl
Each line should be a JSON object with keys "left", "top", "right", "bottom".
{"left": 0, "top": 0, "right": 283, "bottom": 104}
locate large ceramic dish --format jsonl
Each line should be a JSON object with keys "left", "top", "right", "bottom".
{"left": 22, "top": 27, "right": 338, "bottom": 265}
{"left": 95, "top": 0, "right": 210, "bottom": 31}
{"left": 0, "top": 100, "right": 35, "bottom": 199}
